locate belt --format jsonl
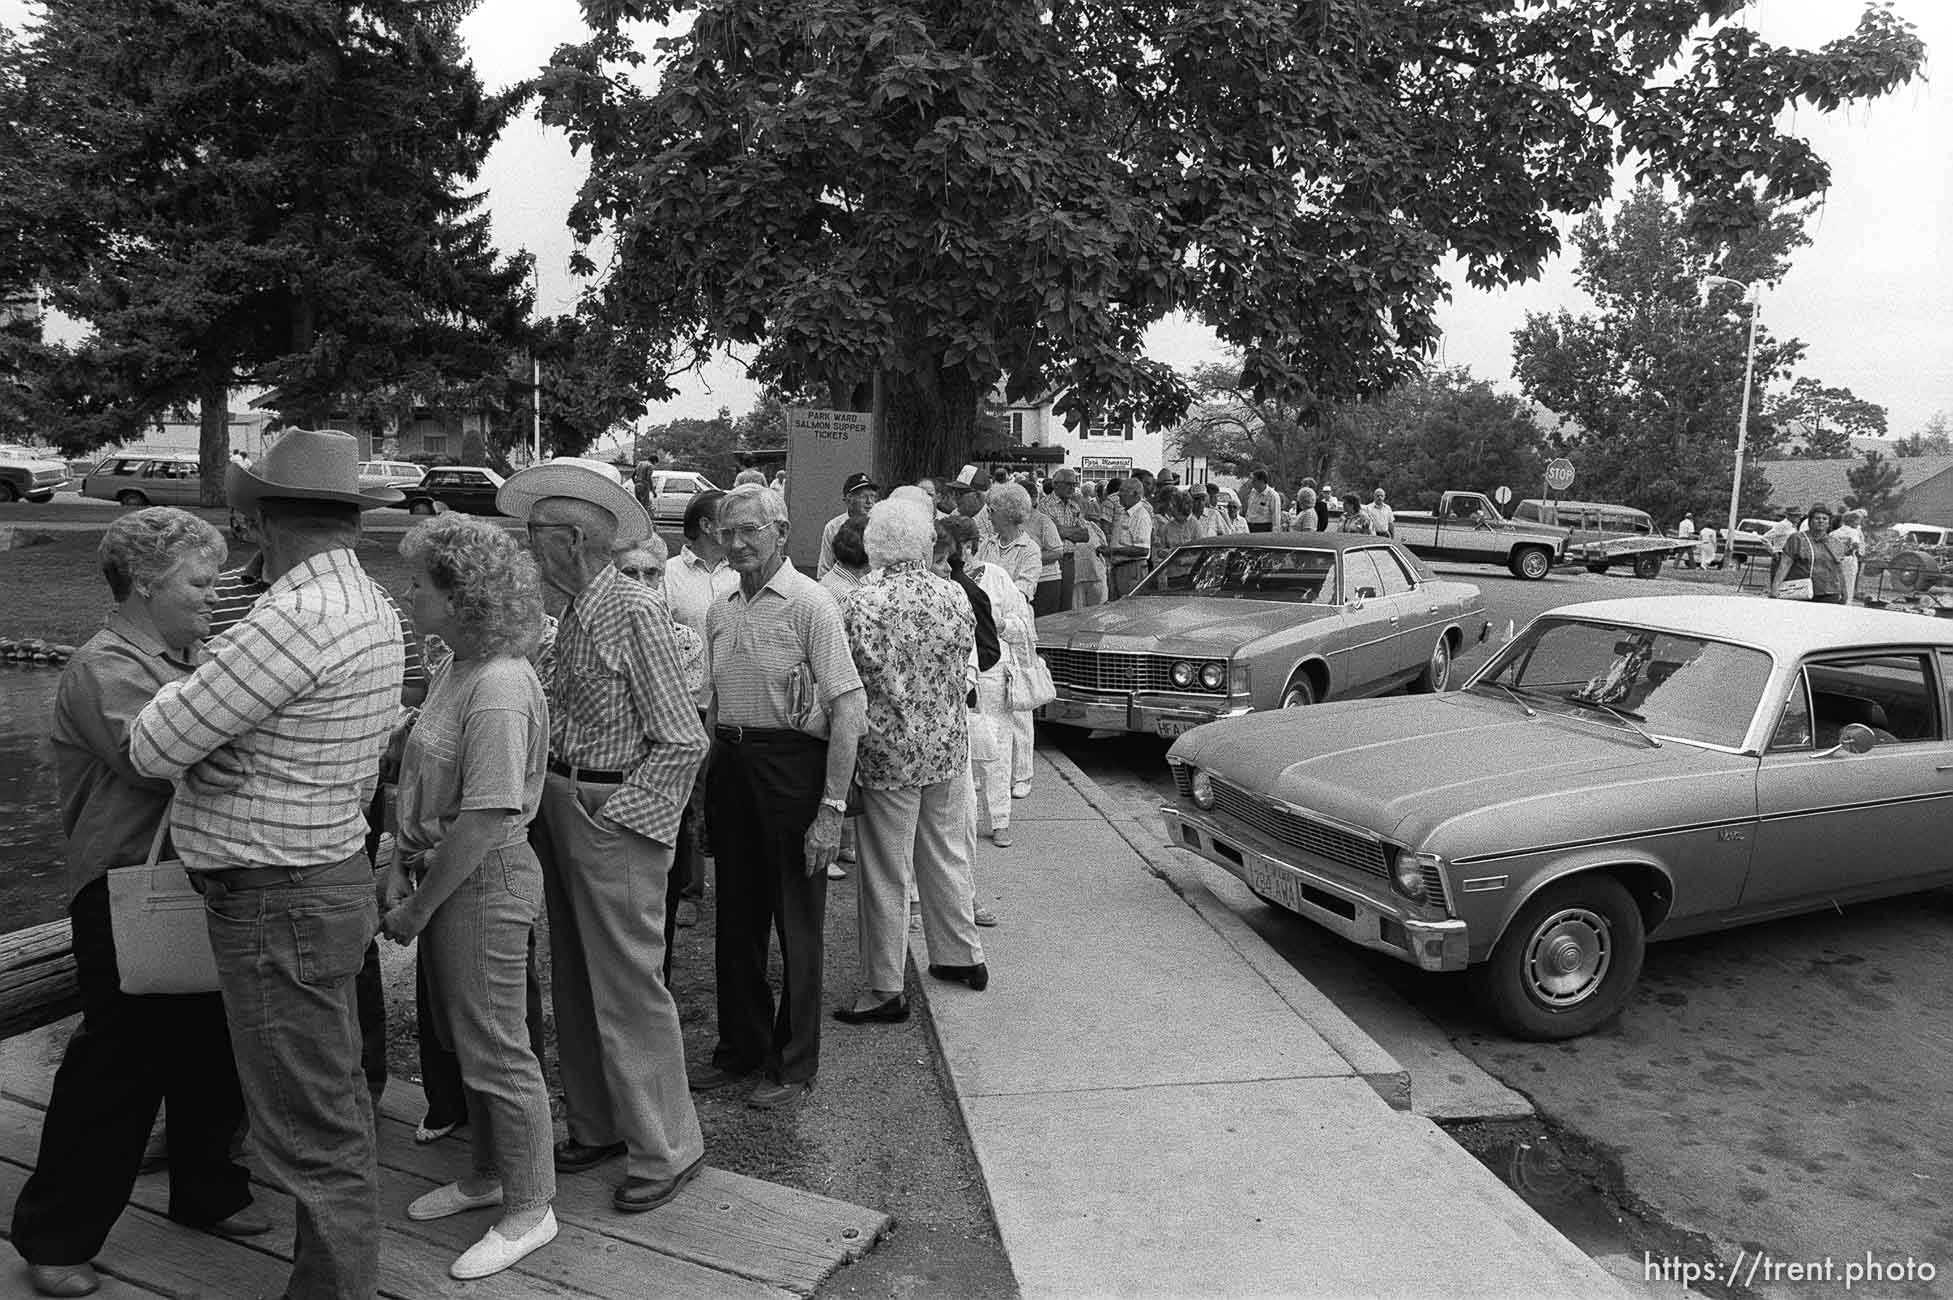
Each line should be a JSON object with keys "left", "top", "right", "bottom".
{"left": 714, "top": 724, "right": 814, "bottom": 745}
{"left": 547, "top": 757, "right": 627, "bottom": 784}
{"left": 200, "top": 857, "right": 365, "bottom": 891}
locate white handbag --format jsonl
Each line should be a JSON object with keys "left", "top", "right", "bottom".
{"left": 107, "top": 813, "right": 220, "bottom": 996}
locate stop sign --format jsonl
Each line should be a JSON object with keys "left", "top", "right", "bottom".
{"left": 1545, "top": 458, "right": 1576, "bottom": 491}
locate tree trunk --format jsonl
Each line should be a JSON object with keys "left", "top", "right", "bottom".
{"left": 199, "top": 374, "right": 229, "bottom": 507}
{"left": 879, "top": 361, "right": 983, "bottom": 487}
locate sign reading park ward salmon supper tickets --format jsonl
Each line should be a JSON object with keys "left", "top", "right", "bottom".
{"left": 785, "top": 407, "right": 874, "bottom": 570}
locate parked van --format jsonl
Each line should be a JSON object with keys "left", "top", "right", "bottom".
{"left": 1512, "top": 498, "right": 1655, "bottom": 541}
{"left": 80, "top": 451, "right": 206, "bottom": 508}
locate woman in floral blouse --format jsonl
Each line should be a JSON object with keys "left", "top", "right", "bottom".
{"left": 835, "top": 498, "right": 989, "bottom": 1024}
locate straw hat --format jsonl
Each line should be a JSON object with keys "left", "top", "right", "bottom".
{"left": 226, "top": 428, "right": 404, "bottom": 512}
{"left": 496, "top": 456, "right": 652, "bottom": 545}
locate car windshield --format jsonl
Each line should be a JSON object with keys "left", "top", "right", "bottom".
{"left": 1130, "top": 546, "right": 1337, "bottom": 604}
{"left": 1471, "top": 617, "right": 1773, "bottom": 748}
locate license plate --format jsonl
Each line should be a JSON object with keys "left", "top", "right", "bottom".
{"left": 1244, "top": 858, "right": 1302, "bottom": 911}
{"left": 1155, "top": 718, "right": 1199, "bottom": 738}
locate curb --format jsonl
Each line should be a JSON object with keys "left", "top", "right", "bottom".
{"left": 1038, "top": 741, "right": 1413, "bottom": 1111}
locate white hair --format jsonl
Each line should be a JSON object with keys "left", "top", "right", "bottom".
{"left": 984, "top": 480, "right": 1033, "bottom": 526}
{"left": 864, "top": 497, "right": 936, "bottom": 569}
{"left": 720, "top": 483, "right": 789, "bottom": 526}
{"left": 888, "top": 484, "right": 932, "bottom": 506}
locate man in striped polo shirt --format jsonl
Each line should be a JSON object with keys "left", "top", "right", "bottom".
{"left": 130, "top": 429, "right": 405, "bottom": 1300}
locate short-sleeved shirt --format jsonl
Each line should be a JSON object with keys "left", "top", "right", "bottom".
{"left": 396, "top": 655, "right": 547, "bottom": 857}
{"left": 1026, "top": 507, "right": 1063, "bottom": 581}
{"left": 52, "top": 614, "right": 193, "bottom": 900}
{"left": 977, "top": 533, "right": 1042, "bottom": 602}
{"left": 707, "top": 559, "right": 861, "bottom": 730}
{"left": 1244, "top": 485, "right": 1282, "bottom": 525}
{"left": 841, "top": 564, "right": 973, "bottom": 789}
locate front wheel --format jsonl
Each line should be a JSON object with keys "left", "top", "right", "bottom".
{"left": 0, "top": 481, "right": 15, "bottom": 504}
{"left": 1471, "top": 875, "right": 1645, "bottom": 1040}
{"left": 1279, "top": 673, "right": 1318, "bottom": 709}
{"left": 1409, "top": 633, "right": 1452, "bottom": 694}
{"left": 1632, "top": 553, "right": 1662, "bottom": 580}
{"left": 408, "top": 499, "right": 436, "bottom": 516}
{"left": 1510, "top": 547, "right": 1552, "bottom": 581}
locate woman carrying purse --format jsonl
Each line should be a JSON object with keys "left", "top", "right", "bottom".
{"left": 1771, "top": 502, "right": 1847, "bottom": 604}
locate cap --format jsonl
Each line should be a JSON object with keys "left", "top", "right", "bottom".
{"left": 842, "top": 471, "right": 880, "bottom": 496}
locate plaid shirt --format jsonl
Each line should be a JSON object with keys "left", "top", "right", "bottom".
{"left": 128, "top": 548, "right": 404, "bottom": 871}
{"left": 547, "top": 564, "right": 707, "bottom": 845}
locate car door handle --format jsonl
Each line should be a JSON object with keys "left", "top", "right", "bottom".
{"left": 1936, "top": 765, "right": 1953, "bottom": 773}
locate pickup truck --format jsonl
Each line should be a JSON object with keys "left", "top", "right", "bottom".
{"left": 1388, "top": 491, "right": 1568, "bottom": 580}
{"left": 0, "top": 444, "right": 72, "bottom": 503}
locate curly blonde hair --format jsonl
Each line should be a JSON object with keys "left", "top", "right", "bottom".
{"left": 99, "top": 507, "right": 226, "bottom": 601}
{"left": 400, "top": 515, "right": 543, "bottom": 660}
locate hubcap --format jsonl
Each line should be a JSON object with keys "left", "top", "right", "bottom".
{"left": 1430, "top": 641, "right": 1449, "bottom": 687}
{"left": 1522, "top": 907, "right": 1611, "bottom": 1006}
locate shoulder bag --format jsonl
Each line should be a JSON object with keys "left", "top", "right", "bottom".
{"left": 1005, "top": 652, "right": 1058, "bottom": 712}
{"left": 107, "top": 811, "right": 220, "bottom": 995}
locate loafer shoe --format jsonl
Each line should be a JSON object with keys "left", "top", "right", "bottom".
{"left": 748, "top": 1078, "right": 813, "bottom": 1110}
{"left": 832, "top": 995, "right": 910, "bottom": 1025}
{"left": 928, "top": 962, "right": 990, "bottom": 992}
{"left": 613, "top": 1154, "right": 706, "bottom": 1213}
{"left": 973, "top": 906, "right": 999, "bottom": 928}
{"left": 990, "top": 827, "right": 1013, "bottom": 848}
{"left": 408, "top": 1181, "right": 504, "bottom": 1221}
{"left": 826, "top": 862, "right": 848, "bottom": 879}
{"left": 674, "top": 899, "right": 700, "bottom": 928}
{"left": 687, "top": 1060, "right": 751, "bottom": 1092}
{"left": 1010, "top": 782, "right": 1032, "bottom": 798}
{"left": 198, "top": 1207, "right": 272, "bottom": 1238}
{"left": 27, "top": 1263, "right": 98, "bottom": 1297}
{"left": 450, "top": 1208, "right": 559, "bottom": 1280}
{"left": 553, "top": 1138, "right": 626, "bottom": 1173}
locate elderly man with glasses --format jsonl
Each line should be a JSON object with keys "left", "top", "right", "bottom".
{"left": 690, "top": 484, "right": 867, "bottom": 1109}
{"left": 496, "top": 459, "right": 709, "bottom": 1215}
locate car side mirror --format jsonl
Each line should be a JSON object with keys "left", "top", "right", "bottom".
{"left": 1831, "top": 722, "right": 1877, "bottom": 755}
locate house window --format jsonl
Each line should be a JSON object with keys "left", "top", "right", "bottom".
{"left": 1011, "top": 411, "right": 1024, "bottom": 439}
{"left": 421, "top": 433, "right": 448, "bottom": 457}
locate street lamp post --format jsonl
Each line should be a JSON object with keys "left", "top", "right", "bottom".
{"left": 1703, "top": 274, "right": 1761, "bottom": 556}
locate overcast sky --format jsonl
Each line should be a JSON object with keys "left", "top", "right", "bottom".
{"left": 9, "top": 0, "right": 1948, "bottom": 438}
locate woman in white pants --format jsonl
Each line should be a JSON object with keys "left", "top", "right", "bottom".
{"left": 948, "top": 515, "right": 1036, "bottom": 846}
{"left": 977, "top": 482, "right": 1042, "bottom": 800}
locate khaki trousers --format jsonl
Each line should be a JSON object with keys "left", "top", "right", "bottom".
{"left": 855, "top": 778, "right": 984, "bottom": 993}
{"left": 534, "top": 773, "right": 704, "bottom": 1181}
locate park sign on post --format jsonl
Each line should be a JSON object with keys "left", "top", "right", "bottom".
{"left": 784, "top": 407, "right": 874, "bottom": 570}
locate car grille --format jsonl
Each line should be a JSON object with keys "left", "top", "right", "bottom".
{"left": 1174, "top": 766, "right": 1390, "bottom": 879}
{"left": 1042, "top": 648, "right": 1222, "bottom": 695}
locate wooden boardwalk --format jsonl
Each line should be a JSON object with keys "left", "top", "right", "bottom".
{"left": 0, "top": 1025, "right": 890, "bottom": 1299}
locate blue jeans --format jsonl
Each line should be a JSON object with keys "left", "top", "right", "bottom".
{"left": 419, "top": 844, "right": 555, "bottom": 1214}
{"left": 203, "top": 853, "right": 378, "bottom": 1300}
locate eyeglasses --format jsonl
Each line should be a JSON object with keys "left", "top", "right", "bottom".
{"left": 716, "top": 522, "right": 774, "bottom": 545}
{"left": 616, "top": 566, "right": 661, "bottom": 581}
{"left": 525, "top": 521, "right": 577, "bottom": 541}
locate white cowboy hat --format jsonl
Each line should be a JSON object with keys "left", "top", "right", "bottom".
{"left": 497, "top": 456, "right": 652, "bottom": 545}
{"left": 226, "top": 428, "right": 404, "bottom": 512}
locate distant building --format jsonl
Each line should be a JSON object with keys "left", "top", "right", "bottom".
{"left": 1000, "top": 393, "right": 1168, "bottom": 486}
{"left": 1755, "top": 454, "right": 1953, "bottom": 527}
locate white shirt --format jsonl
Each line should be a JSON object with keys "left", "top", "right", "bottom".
{"left": 1243, "top": 485, "right": 1282, "bottom": 525}
{"left": 1677, "top": 517, "right": 1696, "bottom": 539}
{"left": 664, "top": 545, "right": 739, "bottom": 637}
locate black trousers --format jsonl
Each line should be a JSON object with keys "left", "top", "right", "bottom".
{"left": 1247, "top": 521, "right": 1273, "bottom": 533}
{"left": 1033, "top": 577, "right": 1062, "bottom": 616}
{"left": 705, "top": 735, "right": 829, "bottom": 1085}
{"left": 10, "top": 879, "right": 252, "bottom": 1266}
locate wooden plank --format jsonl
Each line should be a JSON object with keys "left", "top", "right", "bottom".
{"left": 0, "top": 921, "right": 78, "bottom": 1041}
{"left": 372, "top": 1105, "right": 890, "bottom": 1296}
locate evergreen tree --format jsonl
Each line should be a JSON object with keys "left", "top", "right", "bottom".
{"left": 1844, "top": 450, "right": 1904, "bottom": 523}
{"left": 1, "top": 1, "right": 533, "bottom": 501}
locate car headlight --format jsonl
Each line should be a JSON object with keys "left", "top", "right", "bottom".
{"left": 1190, "top": 769, "right": 1215, "bottom": 810}
{"left": 1199, "top": 661, "right": 1226, "bottom": 690}
{"left": 1391, "top": 851, "right": 1441, "bottom": 903}
{"left": 1170, "top": 661, "right": 1196, "bottom": 688}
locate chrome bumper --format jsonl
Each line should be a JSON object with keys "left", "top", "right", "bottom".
{"left": 1039, "top": 691, "right": 1250, "bottom": 738}
{"left": 1159, "top": 805, "right": 1469, "bottom": 973}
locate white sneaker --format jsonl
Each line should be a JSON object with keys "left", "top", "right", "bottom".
{"left": 407, "top": 1180, "right": 503, "bottom": 1221}
{"left": 1011, "top": 782, "right": 1032, "bottom": 798}
{"left": 450, "top": 1208, "right": 559, "bottom": 1280}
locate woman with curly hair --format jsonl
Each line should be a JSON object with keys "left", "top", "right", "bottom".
{"left": 378, "top": 515, "right": 558, "bottom": 1280}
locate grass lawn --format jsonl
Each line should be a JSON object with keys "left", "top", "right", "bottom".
{"left": 1, "top": 532, "right": 421, "bottom": 646}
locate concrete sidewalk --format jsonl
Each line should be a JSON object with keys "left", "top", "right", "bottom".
{"left": 911, "top": 749, "right": 1626, "bottom": 1299}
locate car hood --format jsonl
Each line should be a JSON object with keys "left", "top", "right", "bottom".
{"left": 1037, "top": 596, "right": 1338, "bottom": 656}
{"left": 1169, "top": 692, "right": 1753, "bottom": 850}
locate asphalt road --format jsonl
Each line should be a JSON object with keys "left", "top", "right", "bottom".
{"left": 1052, "top": 562, "right": 1953, "bottom": 1299}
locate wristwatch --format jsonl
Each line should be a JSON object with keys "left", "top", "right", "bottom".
{"left": 820, "top": 795, "right": 849, "bottom": 815}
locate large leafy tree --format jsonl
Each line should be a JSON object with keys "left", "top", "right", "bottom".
{"left": 1328, "top": 369, "right": 1548, "bottom": 512}
{"left": 1167, "top": 361, "right": 1331, "bottom": 487}
{"left": 538, "top": 0, "right": 1921, "bottom": 482}
{"left": 1769, "top": 377, "right": 1887, "bottom": 458}
{"left": 0, "top": 1, "right": 534, "bottom": 501}
{"left": 1510, "top": 186, "right": 1813, "bottom": 524}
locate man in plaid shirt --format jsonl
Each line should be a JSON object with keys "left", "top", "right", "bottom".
{"left": 130, "top": 429, "right": 405, "bottom": 1300}
{"left": 498, "top": 459, "right": 711, "bottom": 1215}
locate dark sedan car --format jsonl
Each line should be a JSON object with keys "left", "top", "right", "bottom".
{"left": 397, "top": 465, "right": 507, "bottom": 516}
{"left": 1035, "top": 533, "right": 1489, "bottom": 739}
